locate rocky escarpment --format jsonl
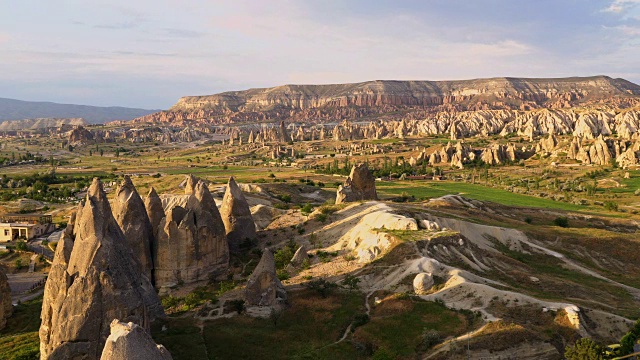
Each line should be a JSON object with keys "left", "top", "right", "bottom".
{"left": 100, "top": 320, "right": 173, "bottom": 360}
{"left": 39, "top": 178, "right": 164, "bottom": 360}
{"left": 153, "top": 177, "right": 229, "bottom": 287}
{"left": 0, "top": 117, "right": 87, "bottom": 131}
{"left": 0, "top": 267, "right": 12, "bottom": 330}
{"left": 133, "top": 76, "right": 640, "bottom": 125}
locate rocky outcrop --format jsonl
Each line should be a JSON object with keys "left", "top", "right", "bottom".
{"left": 536, "top": 134, "right": 558, "bottom": 153}
{"left": 154, "top": 179, "right": 229, "bottom": 287}
{"left": 289, "top": 246, "right": 308, "bottom": 267}
{"left": 39, "top": 178, "right": 163, "bottom": 360}
{"left": 100, "top": 320, "right": 172, "bottom": 360}
{"left": 335, "top": 164, "right": 378, "bottom": 204}
{"left": 113, "top": 176, "right": 154, "bottom": 282}
{"left": 588, "top": 135, "right": 613, "bottom": 165}
{"left": 68, "top": 126, "right": 95, "bottom": 146}
{"left": 244, "top": 249, "right": 286, "bottom": 307}
{"left": 617, "top": 142, "right": 640, "bottom": 168}
{"left": 413, "top": 273, "right": 434, "bottom": 295}
{"left": 0, "top": 267, "right": 12, "bottom": 330}
{"left": 220, "top": 177, "right": 256, "bottom": 252}
{"left": 250, "top": 204, "right": 286, "bottom": 231}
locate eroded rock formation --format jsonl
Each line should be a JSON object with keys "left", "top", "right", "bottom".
{"left": 220, "top": 177, "right": 256, "bottom": 251}
{"left": 68, "top": 126, "right": 95, "bottom": 146}
{"left": 154, "top": 178, "right": 229, "bottom": 287}
{"left": 100, "top": 320, "right": 173, "bottom": 360}
{"left": 113, "top": 176, "right": 154, "bottom": 282}
{"left": 244, "top": 249, "right": 286, "bottom": 307}
{"left": 144, "top": 187, "right": 164, "bottom": 239}
{"left": 336, "top": 164, "right": 378, "bottom": 204}
{"left": 39, "top": 178, "right": 163, "bottom": 360}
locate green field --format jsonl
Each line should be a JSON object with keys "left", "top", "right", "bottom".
{"left": 377, "top": 180, "right": 588, "bottom": 211}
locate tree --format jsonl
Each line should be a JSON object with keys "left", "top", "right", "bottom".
{"left": 564, "top": 338, "right": 604, "bottom": 360}
{"left": 342, "top": 274, "right": 360, "bottom": 290}
{"left": 15, "top": 240, "right": 28, "bottom": 251}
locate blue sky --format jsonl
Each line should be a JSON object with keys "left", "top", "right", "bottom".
{"left": 0, "top": 0, "right": 639, "bottom": 109}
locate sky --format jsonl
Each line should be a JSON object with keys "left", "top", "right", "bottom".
{"left": 0, "top": 0, "right": 639, "bottom": 109}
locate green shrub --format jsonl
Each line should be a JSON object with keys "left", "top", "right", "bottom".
{"left": 305, "top": 278, "right": 338, "bottom": 298}
{"left": 553, "top": 216, "right": 569, "bottom": 228}
{"left": 564, "top": 338, "right": 604, "bottom": 360}
{"left": 603, "top": 201, "right": 618, "bottom": 211}
{"left": 300, "top": 203, "right": 314, "bottom": 215}
{"left": 15, "top": 240, "right": 28, "bottom": 251}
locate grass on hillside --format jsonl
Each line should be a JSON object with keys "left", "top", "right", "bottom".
{"left": 153, "top": 289, "right": 479, "bottom": 360}
{"left": 354, "top": 295, "right": 477, "bottom": 359}
{"left": 0, "top": 298, "right": 42, "bottom": 360}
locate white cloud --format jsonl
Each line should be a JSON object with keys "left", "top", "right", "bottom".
{"left": 603, "top": 0, "right": 640, "bottom": 13}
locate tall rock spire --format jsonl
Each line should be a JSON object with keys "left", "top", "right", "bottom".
{"left": 220, "top": 177, "right": 256, "bottom": 252}
{"left": 39, "top": 178, "right": 164, "bottom": 360}
{"left": 113, "top": 175, "right": 154, "bottom": 282}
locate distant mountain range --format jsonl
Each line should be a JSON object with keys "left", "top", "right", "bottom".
{"left": 131, "top": 75, "right": 640, "bottom": 125}
{"left": 0, "top": 98, "right": 157, "bottom": 124}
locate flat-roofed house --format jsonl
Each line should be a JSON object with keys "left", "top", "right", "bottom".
{"left": 0, "top": 214, "right": 54, "bottom": 242}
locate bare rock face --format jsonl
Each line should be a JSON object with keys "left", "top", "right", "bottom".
{"left": 144, "top": 187, "right": 164, "bottom": 239}
{"left": 113, "top": 176, "right": 154, "bottom": 282}
{"left": 0, "top": 267, "right": 12, "bottom": 330}
{"left": 220, "top": 177, "right": 256, "bottom": 252}
{"left": 244, "top": 249, "right": 286, "bottom": 306}
{"left": 154, "top": 179, "right": 229, "bottom": 287}
{"left": 39, "top": 178, "right": 164, "bottom": 360}
{"left": 100, "top": 320, "right": 172, "bottom": 360}
{"left": 335, "top": 164, "right": 377, "bottom": 204}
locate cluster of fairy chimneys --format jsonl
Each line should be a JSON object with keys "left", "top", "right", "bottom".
{"left": 36, "top": 175, "right": 270, "bottom": 360}
{"left": 115, "top": 173, "right": 257, "bottom": 288}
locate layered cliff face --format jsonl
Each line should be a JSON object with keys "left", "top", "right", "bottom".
{"left": 133, "top": 76, "right": 640, "bottom": 125}
{"left": 39, "top": 178, "right": 164, "bottom": 360}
